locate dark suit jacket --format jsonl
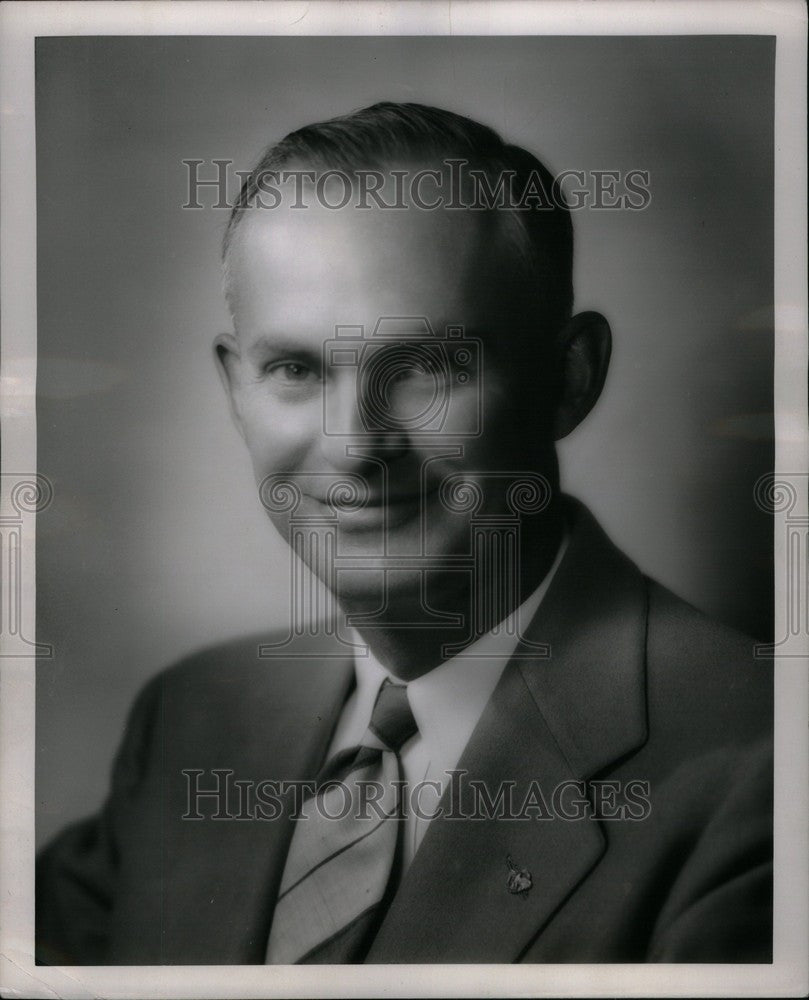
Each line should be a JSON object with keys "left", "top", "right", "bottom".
{"left": 36, "top": 500, "right": 773, "bottom": 964}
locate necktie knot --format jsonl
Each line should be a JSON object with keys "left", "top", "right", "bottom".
{"left": 367, "top": 679, "right": 417, "bottom": 753}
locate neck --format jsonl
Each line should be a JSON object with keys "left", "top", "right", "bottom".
{"left": 341, "top": 502, "right": 565, "bottom": 681}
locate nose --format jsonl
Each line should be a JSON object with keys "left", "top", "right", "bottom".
{"left": 319, "top": 367, "right": 410, "bottom": 471}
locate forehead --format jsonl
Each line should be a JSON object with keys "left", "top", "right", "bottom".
{"left": 227, "top": 200, "right": 514, "bottom": 336}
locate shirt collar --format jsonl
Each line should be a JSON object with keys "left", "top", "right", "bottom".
{"left": 351, "top": 530, "right": 569, "bottom": 775}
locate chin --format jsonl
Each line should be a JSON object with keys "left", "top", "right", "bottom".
{"left": 328, "top": 567, "right": 463, "bottom": 631}
{"left": 309, "top": 522, "right": 472, "bottom": 619}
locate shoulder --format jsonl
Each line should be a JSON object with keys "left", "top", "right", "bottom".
{"left": 643, "top": 579, "right": 772, "bottom": 751}
{"left": 159, "top": 627, "right": 349, "bottom": 683}
{"left": 123, "top": 628, "right": 352, "bottom": 733}
{"left": 646, "top": 578, "right": 761, "bottom": 657}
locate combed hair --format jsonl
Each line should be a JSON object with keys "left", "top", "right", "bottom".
{"left": 223, "top": 102, "right": 573, "bottom": 337}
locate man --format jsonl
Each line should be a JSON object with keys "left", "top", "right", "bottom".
{"left": 36, "top": 103, "right": 772, "bottom": 965}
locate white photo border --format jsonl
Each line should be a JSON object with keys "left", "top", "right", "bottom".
{"left": 1, "top": 1, "right": 806, "bottom": 997}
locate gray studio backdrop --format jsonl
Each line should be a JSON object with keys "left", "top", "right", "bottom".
{"left": 36, "top": 36, "right": 774, "bottom": 846}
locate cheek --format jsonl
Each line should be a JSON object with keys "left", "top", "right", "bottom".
{"left": 477, "top": 379, "right": 526, "bottom": 456}
{"left": 454, "top": 376, "right": 549, "bottom": 475}
{"left": 239, "top": 392, "right": 320, "bottom": 476}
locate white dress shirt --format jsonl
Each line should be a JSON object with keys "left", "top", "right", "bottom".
{"left": 325, "top": 532, "right": 569, "bottom": 871}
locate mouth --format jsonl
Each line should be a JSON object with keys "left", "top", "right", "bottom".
{"left": 315, "top": 485, "right": 439, "bottom": 529}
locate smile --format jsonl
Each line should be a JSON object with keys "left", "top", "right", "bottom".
{"left": 316, "top": 487, "right": 439, "bottom": 529}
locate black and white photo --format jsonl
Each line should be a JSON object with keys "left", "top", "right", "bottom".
{"left": 1, "top": 2, "right": 806, "bottom": 997}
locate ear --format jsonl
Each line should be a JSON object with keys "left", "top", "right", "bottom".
{"left": 213, "top": 332, "right": 246, "bottom": 439}
{"left": 551, "top": 310, "right": 612, "bottom": 441}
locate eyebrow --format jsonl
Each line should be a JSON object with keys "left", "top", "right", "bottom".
{"left": 246, "top": 335, "right": 324, "bottom": 364}
{"left": 246, "top": 325, "right": 494, "bottom": 360}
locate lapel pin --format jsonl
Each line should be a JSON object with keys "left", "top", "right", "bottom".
{"left": 506, "top": 854, "right": 533, "bottom": 898}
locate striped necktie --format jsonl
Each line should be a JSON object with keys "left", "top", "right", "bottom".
{"left": 266, "top": 679, "right": 418, "bottom": 964}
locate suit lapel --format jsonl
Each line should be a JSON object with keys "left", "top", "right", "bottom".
{"left": 367, "top": 499, "right": 649, "bottom": 963}
{"left": 366, "top": 658, "right": 607, "bottom": 963}
{"left": 515, "top": 497, "right": 650, "bottom": 781}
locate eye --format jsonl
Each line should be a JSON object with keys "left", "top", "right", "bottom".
{"left": 265, "top": 361, "right": 317, "bottom": 383}
{"left": 390, "top": 362, "right": 429, "bottom": 383}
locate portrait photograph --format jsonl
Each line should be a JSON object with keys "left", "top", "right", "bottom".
{"left": 0, "top": 2, "right": 806, "bottom": 998}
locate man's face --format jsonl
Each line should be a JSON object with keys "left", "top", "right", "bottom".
{"left": 220, "top": 192, "right": 558, "bottom": 609}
